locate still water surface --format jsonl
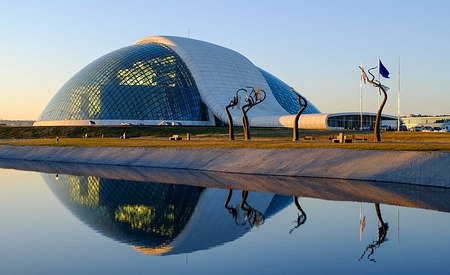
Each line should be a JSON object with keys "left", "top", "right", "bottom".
{"left": 1, "top": 163, "right": 450, "bottom": 274}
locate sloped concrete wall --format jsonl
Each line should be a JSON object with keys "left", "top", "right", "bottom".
{"left": 0, "top": 145, "right": 448, "bottom": 187}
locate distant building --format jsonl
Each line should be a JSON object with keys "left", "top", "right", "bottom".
{"left": 34, "top": 36, "right": 395, "bottom": 129}
{"left": 0, "top": 120, "right": 34, "bottom": 126}
{"left": 401, "top": 115, "right": 450, "bottom": 129}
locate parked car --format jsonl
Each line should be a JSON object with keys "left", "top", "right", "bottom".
{"left": 380, "top": 125, "right": 392, "bottom": 131}
{"left": 359, "top": 125, "right": 370, "bottom": 131}
{"left": 439, "top": 126, "right": 449, "bottom": 132}
{"left": 158, "top": 121, "right": 172, "bottom": 126}
{"left": 158, "top": 121, "right": 183, "bottom": 126}
{"left": 422, "top": 126, "right": 434, "bottom": 132}
{"left": 410, "top": 125, "right": 423, "bottom": 132}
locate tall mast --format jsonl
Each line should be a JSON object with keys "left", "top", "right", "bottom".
{"left": 360, "top": 59, "right": 363, "bottom": 129}
{"left": 377, "top": 57, "right": 381, "bottom": 110}
{"left": 397, "top": 56, "right": 401, "bottom": 131}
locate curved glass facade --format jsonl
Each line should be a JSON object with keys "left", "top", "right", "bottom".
{"left": 37, "top": 43, "right": 209, "bottom": 122}
{"left": 258, "top": 68, "right": 320, "bottom": 115}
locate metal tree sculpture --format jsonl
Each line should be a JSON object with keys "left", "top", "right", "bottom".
{"left": 225, "top": 90, "right": 243, "bottom": 141}
{"left": 241, "top": 87, "right": 266, "bottom": 140}
{"left": 359, "top": 66, "right": 388, "bottom": 142}
{"left": 290, "top": 87, "right": 308, "bottom": 141}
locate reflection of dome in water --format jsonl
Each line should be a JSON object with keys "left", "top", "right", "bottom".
{"left": 43, "top": 174, "right": 291, "bottom": 255}
{"left": 44, "top": 174, "right": 202, "bottom": 249}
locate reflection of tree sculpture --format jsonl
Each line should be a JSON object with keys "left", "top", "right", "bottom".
{"left": 241, "top": 87, "right": 266, "bottom": 140}
{"left": 240, "top": 190, "right": 266, "bottom": 227}
{"left": 359, "top": 203, "right": 389, "bottom": 262}
{"left": 289, "top": 196, "right": 307, "bottom": 234}
{"left": 224, "top": 189, "right": 265, "bottom": 227}
{"left": 224, "top": 189, "right": 239, "bottom": 224}
{"left": 359, "top": 66, "right": 388, "bottom": 142}
{"left": 290, "top": 87, "right": 308, "bottom": 141}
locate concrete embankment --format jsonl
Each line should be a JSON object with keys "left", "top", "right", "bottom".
{"left": 0, "top": 145, "right": 449, "bottom": 187}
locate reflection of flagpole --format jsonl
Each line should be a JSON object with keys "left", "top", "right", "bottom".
{"left": 359, "top": 202, "right": 366, "bottom": 241}
{"left": 398, "top": 206, "right": 400, "bottom": 247}
{"left": 359, "top": 203, "right": 362, "bottom": 240}
{"left": 397, "top": 57, "right": 401, "bottom": 131}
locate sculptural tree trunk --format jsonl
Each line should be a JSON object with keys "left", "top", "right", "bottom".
{"left": 293, "top": 96, "right": 307, "bottom": 141}
{"left": 374, "top": 88, "right": 387, "bottom": 142}
{"left": 225, "top": 105, "right": 235, "bottom": 141}
{"left": 242, "top": 105, "right": 251, "bottom": 140}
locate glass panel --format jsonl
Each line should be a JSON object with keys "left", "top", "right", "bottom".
{"left": 38, "top": 44, "right": 208, "bottom": 122}
{"left": 258, "top": 68, "right": 320, "bottom": 115}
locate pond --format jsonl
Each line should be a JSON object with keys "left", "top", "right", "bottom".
{"left": 1, "top": 161, "right": 450, "bottom": 274}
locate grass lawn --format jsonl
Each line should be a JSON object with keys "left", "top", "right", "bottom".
{"left": 1, "top": 126, "right": 449, "bottom": 152}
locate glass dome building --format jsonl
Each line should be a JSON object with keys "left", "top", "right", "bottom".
{"left": 35, "top": 36, "right": 326, "bottom": 127}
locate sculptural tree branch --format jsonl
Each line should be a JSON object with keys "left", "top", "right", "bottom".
{"left": 225, "top": 88, "right": 248, "bottom": 141}
{"left": 241, "top": 96, "right": 254, "bottom": 140}
{"left": 225, "top": 89, "right": 247, "bottom": 140}
{"left": 359, "top": 66, "right": 388, "bottom": 142}
{"left": 241, "top": 87, "right": 266, "bottom": 140}
{"left": 290, "top": 87, "right": 308, "bottom": 141}
{"left": 225, "top": 87, "right": 266, "bottom": 141}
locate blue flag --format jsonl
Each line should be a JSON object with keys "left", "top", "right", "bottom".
{"left": 379, "top": 60, "right": 390, "bottom": 79}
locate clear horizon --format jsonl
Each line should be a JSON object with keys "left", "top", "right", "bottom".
{"left": 1, "top": 0, "right": 449, "bottom": 120}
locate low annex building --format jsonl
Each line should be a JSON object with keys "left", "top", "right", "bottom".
{"left": 34, "top": 36, "right": 394, "bottom": 129}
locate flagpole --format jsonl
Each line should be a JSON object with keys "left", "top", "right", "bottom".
{"left": 360, "top": 59, "right": 363, "bottom": 129}
{"left": 378, "top": 58, "right": 381, "bottom": 110}
{"left": 397, "top": 56, "right": 401, "bottom": 131}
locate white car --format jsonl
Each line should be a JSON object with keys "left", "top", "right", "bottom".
{"left": 158, "top": 121, "right": 183, "bottom": 126}
{"left": 359, "top": 126, "right": 370, "bottom": 131}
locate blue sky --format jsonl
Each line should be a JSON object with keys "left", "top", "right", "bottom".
{"left": 0, "top": 0, "right": 449, "bottom": 119}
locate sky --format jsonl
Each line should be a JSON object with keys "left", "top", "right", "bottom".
{"left": 0, "top": 0, "right": 449, "bottom": 120}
